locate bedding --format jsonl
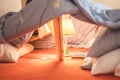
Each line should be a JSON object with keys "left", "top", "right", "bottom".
{"left": 30, "top": 14, "right": 98, "bottom": 49}
{"left": 87, "top": 29, "right": 120, "bottom": 58}
{"left": 0, "top": 0, "right": 77, "bottom": 44}
{"left": 0, "top": 43, "right": 34, "bottom": 62}
{"left": 0, "top": 13, "right": 33, "bottom": 48}
{"left": 66, "top": 14, "right": 98, "bottom": 48}
{"left": 91, "top": 48, "right": 120, "bottom": 76}
{"left": 0, "top": 0, "right": 120, "bottom": 45}
{"left": 72, "top": 0, "right": 120, "bottom": 29}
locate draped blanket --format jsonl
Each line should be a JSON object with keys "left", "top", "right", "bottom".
{"left": 0, "top": 0, "right": 120, "bottom": 47}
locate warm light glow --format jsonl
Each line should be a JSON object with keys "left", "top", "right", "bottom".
{"left": 47, "top": 20, "right": 55, "bottom": 36}
{"left": 62, "top": 18, "right": 76, "bottom": 36}
{"left": 62, "top": 15, "right": 76, "bottom": 57}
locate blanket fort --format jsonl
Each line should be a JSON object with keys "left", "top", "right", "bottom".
{"left": 0, "top": 0, "right": 120, "bottom": 45}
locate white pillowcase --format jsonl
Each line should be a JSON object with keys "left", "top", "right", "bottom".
{"left": 91, "top": 48, "right": 120, "bottom": 75}
{"left": 0, "top": 43, "right": 34, "bottom": 62}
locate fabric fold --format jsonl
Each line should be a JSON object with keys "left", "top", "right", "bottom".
{"left": 1, "top": 0, "right": 120, "bottom": 44}
{"left": 0, "top": 12, "right": 15, "bottom": 43}
{"left": 72, "top": 0, "right": 120, "bottom": 29}
{"left": 2, "top": 0, "right": 77, "bottom": 43}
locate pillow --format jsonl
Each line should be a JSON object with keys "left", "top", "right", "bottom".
{"left": 114, "top": 61, "right": 120, "bottom": 77}
{"left": 87, "top": 29, "right": 120, "bottom": 58}
{"left": 91, "top": 48, "right": 120, "bottom": 75}
{"left": 0, "top": 43, "right": 34, "bottom": 62}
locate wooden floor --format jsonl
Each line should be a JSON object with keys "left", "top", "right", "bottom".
{"left": 0, "top": 48, "right": 120, "bottom": 80}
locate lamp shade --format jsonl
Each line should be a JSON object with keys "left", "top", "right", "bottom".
{"left": 62, "top": 19, "right": 76, "bottom": 36}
